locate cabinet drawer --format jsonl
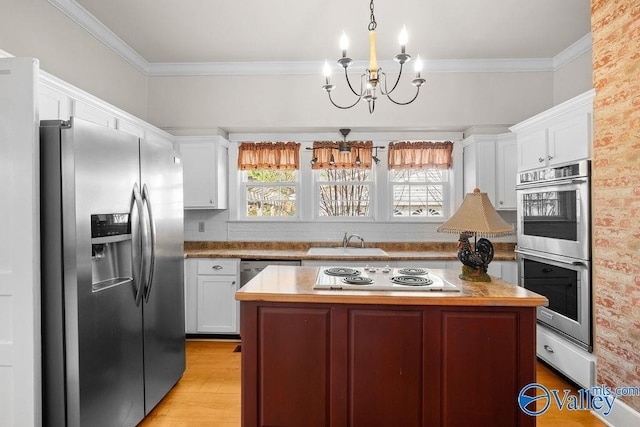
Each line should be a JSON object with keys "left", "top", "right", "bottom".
{"left": 536, "top": 325, "right": 595, "bottom": 389}
{"left": 197, "top": 259, "right": 238, "bottom": 275}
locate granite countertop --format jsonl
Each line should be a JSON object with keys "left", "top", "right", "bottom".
{"left": 184, "top": 241, "right": 517, "bottom": 261}
{"left": 235, "top": 265, "right": 546, "bottom": 307}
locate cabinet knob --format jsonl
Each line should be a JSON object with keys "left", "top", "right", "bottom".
{"left": 209, "top": 199, "right": 214, "bottom": 204}
{"left": 499, "top": 201, "right": 503, "bottom": 205}
{"left": 547, "top": 155, "right": 553, "bottom": 160}
{"left": 538, "top": 157, "right": 544, "bottom": 163}
{"left": 232, "top": 281, "right": 236, "bottom": 285}
{"left": 543, "top": 344, "right": 554, "bottom": 354}
{"left": 212, "top": 265, "right": 223, "bottom": 270}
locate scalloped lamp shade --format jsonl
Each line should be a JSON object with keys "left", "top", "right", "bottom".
{"left": 437, "top": 188, "right": 514, "bottom": 237}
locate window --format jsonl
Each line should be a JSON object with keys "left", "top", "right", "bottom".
{"left": 388, "top": 141, "right": 453, "bottom": 219}
{"left": 311, "top": 141, "right": 374, "bottom": 218}
{"left": 243, "top": 169, "right": 298, "bottom": 217}
{"left": 316, "top": 169, "right": 372, "bottom": 217}
{"left": 390, "top": 169, "right": 448, "bottom": 217}
{"left": 237, "top": 141, "right": 300, "bottom": 218}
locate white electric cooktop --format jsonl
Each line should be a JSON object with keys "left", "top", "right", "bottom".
{"left": 313, "top": 266, "right": 460, "bottom": 292}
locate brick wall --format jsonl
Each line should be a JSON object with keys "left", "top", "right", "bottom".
{"left": 591, "top": 0, "right": 640, "bottom": 412}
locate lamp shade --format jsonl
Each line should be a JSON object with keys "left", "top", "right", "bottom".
{"left": 437, "top": 188, "right": 514, "bottom": 237}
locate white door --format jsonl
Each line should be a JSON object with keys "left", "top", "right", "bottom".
{"left": 0, "top": 58, "right": 41, "bottom": 427}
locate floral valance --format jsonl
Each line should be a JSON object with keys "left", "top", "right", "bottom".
{"left": 238, "top": 142, "right": 301, "bottom": 170}
{"left": 311, "top": 141, "right": 373, "bottom": 169}
{"left": 388, "top": 141, "right": 454, "bottom": 170}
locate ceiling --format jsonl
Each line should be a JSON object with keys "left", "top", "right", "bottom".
{"left": 72, "top": 0, "right": 591, "bottom": 65}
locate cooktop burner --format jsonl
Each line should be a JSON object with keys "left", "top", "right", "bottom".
{"left": 390, "top": 275, "right": 433, "bottom": 286}
{"left": 324, "top": 267, "right": 361, "bottom": 277}
{"left": 342, "top": 276, "right": 374, "bottom": 285}
{"left": 397, "top": 268, "right": 429, "bottom": 276}
{"left": 314, "top": 266, "right": 460, "bottom": 292}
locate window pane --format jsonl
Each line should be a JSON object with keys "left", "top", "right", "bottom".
{"left": 318, "top": 169, "right": 370, "bottom": 182}
{"left": 247, "top": 169, "right": 296, "bottom": 183}
{"left": 246, "top": 185, "right": 297, "bottom": 217}
{"left": 392, "top": 184, "right": 444, "bottom": 217}
{"left": 318, "top": 185, "right": 370, "bottom": 216}
{"left": 390, "top": 169, "right": 445, "bottom": 183}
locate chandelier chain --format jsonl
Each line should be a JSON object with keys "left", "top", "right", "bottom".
{"left": 368, "top": 0, "right": 377, "bottom": 31}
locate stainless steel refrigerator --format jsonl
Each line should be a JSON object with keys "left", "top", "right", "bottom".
{"left": 40, "top": 117, "right": 185, "bottom": 427}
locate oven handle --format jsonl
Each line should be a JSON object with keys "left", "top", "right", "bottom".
{"left": 515, "top": 248, "right": 589, "bottom": 267}
{"left": 515, "top": 177, "right": 587, "bottom": 190}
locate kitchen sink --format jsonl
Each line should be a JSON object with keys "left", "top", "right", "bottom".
{"left": 306, "top": 247, "right": 389, "bottom": 257}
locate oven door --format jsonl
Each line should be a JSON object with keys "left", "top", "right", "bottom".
{"left": 516, "top": 178, "right": 590, "bottom": 260}
{"left": 516, "top": 248, "right": 591, "bottom": 350}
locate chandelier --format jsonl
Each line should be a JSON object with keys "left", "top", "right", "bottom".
{"left": 322, "top": 0, "right": 426, "bottom": 114}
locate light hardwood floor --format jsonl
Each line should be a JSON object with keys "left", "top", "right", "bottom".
{"left": 139, "top": 340, "right": 606, "bottom": 426}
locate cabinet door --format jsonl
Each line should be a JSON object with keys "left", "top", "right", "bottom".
{"left": 180, "top": 142, "right": 229, "bottom": 209}
{"left": 181, "top": 143, "right": 216, "bottom": 208}
{"left": 348, "top": 309, "right": 424, "bottom": 426}
{"left": 496, "top": 137, "right": 518, "bottom": 209}
{"left": 462, "top": 137, "right": 497, "bottom": 205}
{"left": 197, "top": 275, "right": 238, "bottom": 333}
{"left": 517, "top": 130, "right": 547, "bottom": 171}
{"left": 547, "top": 113, "right": 590, "bottom": 166}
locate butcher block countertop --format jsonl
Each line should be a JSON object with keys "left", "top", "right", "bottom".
{"left": 235, "top": 265, "right": 547, "bottom": 307}
{"left": 184, "top": 241, "right": 517, "bottom": 261}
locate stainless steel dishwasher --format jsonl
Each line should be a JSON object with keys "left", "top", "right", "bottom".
{"left": 240, "top": 259, "right": 301, "bottom": 287}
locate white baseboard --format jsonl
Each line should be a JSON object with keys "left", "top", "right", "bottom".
{"left": 592, "top": 398, "right": 640, "bottom": 427}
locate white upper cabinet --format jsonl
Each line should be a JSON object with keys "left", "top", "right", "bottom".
{"left": 461, "top": 133, "right": 516, "bottom": 210}
{"left": 176, "top": 137, "right": 229, "bottom": 209}
{"left": 511, "top": 89, "right": 594, "bottom": 172}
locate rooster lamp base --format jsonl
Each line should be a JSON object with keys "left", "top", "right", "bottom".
{"left": 459, "top": 264, "right": 492, "bottom": 282}
{"left": 456, "top": 232, "right": 495, "bottom": 282}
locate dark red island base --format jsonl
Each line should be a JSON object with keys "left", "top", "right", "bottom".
{"left": 236, "top": 266, "right": 547, "bottom": 427}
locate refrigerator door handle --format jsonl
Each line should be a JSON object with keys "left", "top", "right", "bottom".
{"left": 142, "top": 183, "right": 157, "bottom": 302}
{"left": 131, "top": 183, "right": 149, "bottom": 306}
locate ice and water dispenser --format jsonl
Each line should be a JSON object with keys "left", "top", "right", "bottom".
{"left": 91, "top": 213, "right": 133, "bottom": 292}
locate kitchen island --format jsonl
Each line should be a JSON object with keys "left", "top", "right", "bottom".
{"left": 236, "top": 265, "right": 547, "bottom": 427}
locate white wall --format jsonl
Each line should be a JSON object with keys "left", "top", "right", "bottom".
{"left": 147, "top": 71, "right": 554, "bottom": 132}
{"left": 553, "top": 50, "right": 593, "bottom": 105}
{"left": 0, "top": 0, "right": 148, "bottom": 120}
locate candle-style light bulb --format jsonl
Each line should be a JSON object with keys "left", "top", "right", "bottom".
{"left": 339, "top": 31, "right": 349, "bottom": 58}
{"left": 369, "top": 30, "right": 377, "bottom": 80}
{"left": 414, "top": 55, "right": 423, "bottom": 77}
{"left": 398, "top": 25, "right": 408, "bottom": 54}
{"left": 323, "top": 60, "right": 332, "bottom": 84}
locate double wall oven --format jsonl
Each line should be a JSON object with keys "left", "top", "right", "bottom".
{"left": 515, "top": 160, "right": 592, "bottom": 350}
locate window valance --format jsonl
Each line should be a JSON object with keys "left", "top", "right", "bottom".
{"left": 388, "top": 141, "right": 454, "bottom": 170}
{"left": 238, "top": 142, "right": 301, "bottom": 170}
{"left": 311, "top": 141, "right": 373, "bottom": 169}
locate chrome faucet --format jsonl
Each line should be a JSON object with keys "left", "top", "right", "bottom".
{"left": 343, "top": 232, "right": 365, "bottom": 248}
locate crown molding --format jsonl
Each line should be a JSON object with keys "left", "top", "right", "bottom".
{"left": 146, "top": 58, "right": 554, "bottom": 76}
{"left": 552, "top": 33, "right": 592, "bottom": 71}
{"left": 49, "top": 0, "right": 591, "bottom": 77}
{"left": 48, "top": 0, "right": 149, "bottom": 74}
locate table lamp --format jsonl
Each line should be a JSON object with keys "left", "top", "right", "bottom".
{"left": 437, "top": 188, "right": 515, "bottom": 282}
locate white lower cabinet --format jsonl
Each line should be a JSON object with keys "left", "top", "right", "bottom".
{"left": 185, "top": 258, "right": 240, "bottom": 334}
{"left": 537, "top": 324, "right": 596, "bottom": 389}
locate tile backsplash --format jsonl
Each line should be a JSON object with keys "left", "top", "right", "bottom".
{"left": 184, "top": 209, "right": 517, "bottom": 243}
